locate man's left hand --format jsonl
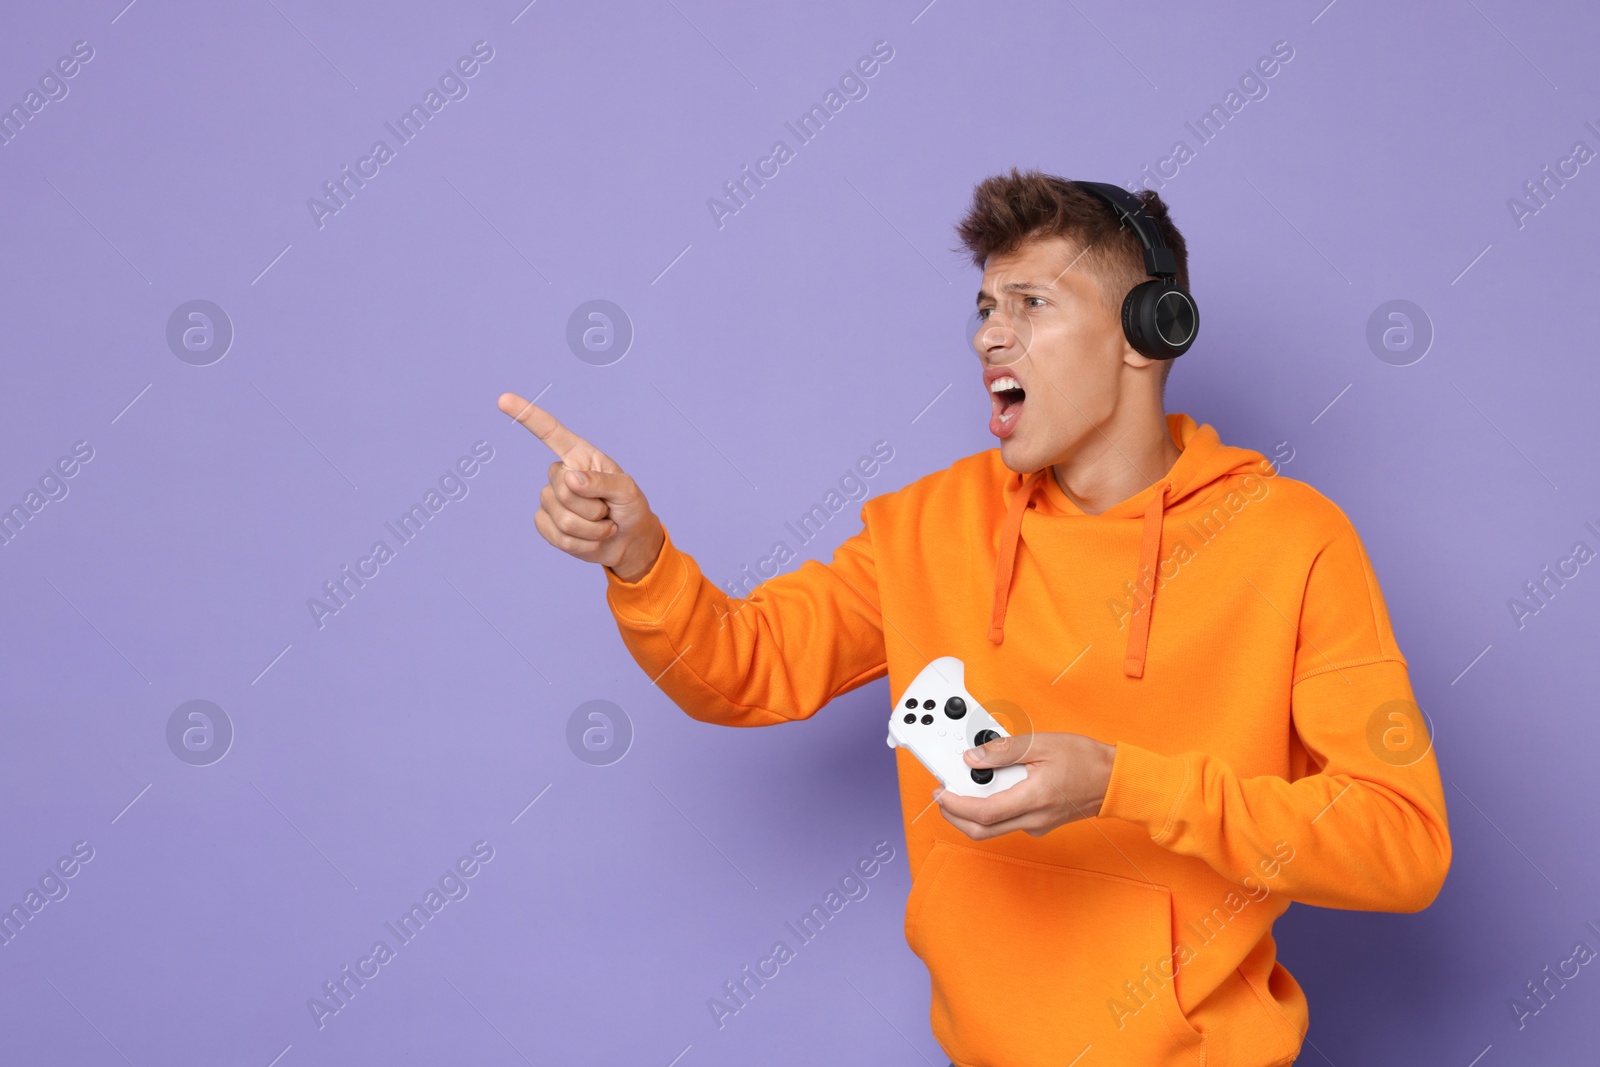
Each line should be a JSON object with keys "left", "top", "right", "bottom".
{"left": 933, "top": 732, "right": 1118, "bottom": 839}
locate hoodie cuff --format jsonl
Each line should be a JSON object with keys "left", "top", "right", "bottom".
{"left": 604, "top": 525, "right": 693, "bottom": 628}
{"left": 1099, "top": 741, "right": 1193, "bottom": 845}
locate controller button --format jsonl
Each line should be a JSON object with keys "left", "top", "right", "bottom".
{"left": 971, "top": 767, "right": 994, "bottom": 785}
{"left": 944, "top": 696, "right": 967, "bottom": 719}
{"left": 903, "top": 713, "right": 916, "bottom": 724}
{"left": 922, "top": 699, "right": 936, "bottom": 711}
{"left": 920, "top": 714, "right": 934, "bottom": 725}
{"left": 974, "top": 729, "right": 1000, "bottom": 747}
{"left": 904, "top": 698, "right": 918, "bottom": 709}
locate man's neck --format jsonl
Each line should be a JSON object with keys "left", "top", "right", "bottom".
{"left": 1049, "top": 407, "right": 1182, "bottom": 516}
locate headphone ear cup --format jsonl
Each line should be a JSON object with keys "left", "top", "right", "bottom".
{"left": 1121, "top": 279, "right": 1198, "bottom": 359}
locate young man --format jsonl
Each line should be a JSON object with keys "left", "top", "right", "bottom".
{"left": 498, "top": 169, "right": 1451, "bottom": 1066}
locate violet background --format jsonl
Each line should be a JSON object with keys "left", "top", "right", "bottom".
{"left": 1, "top": 0, "right": 1596, "bottom": 1063}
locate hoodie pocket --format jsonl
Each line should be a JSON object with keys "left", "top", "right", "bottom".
{"left": 904, "top": 839, "right": 1206, "bottom": 1067}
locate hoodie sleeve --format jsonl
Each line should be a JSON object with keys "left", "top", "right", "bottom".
{"left": 1098, "top": 512, "right": 1452, "bottom": 912}
{"left": 601, "top": 522, "right": 887, "bottom": 727}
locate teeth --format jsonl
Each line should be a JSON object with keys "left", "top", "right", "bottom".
{"left": 999, "top": 412, "right": 1015, "bottom": 423}
{"left": 989, "top": 376, "right": 1022, "bottom": 393}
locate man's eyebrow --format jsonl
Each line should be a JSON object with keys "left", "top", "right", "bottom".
{"left": 974, "top": 281, "right": 1057, "bottom": 307}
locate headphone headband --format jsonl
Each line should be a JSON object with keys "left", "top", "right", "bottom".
{"left": 1071, "top": 180, "right": 1179, "bottom": 279}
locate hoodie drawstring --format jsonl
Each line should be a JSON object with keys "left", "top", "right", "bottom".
{"left": 1122, "top": 480, "right": 1170, "bottom": 679}
{"left": 988, "top": 470, "right": 1045, "bottom": 645}
{"left": 987, "top": 472, "right": 1172, "bottom": 680}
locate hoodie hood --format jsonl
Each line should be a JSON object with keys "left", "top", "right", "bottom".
{"left": 988, "top": 412, "right": 1268, "bottom": 677}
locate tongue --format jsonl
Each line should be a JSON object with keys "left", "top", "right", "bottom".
{"left": 989, "top": 395, "right": 1023, "bottom": 439}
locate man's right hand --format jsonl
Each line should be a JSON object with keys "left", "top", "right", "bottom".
{"left": 497, "top": 392, "right": 665, "bottom": 583}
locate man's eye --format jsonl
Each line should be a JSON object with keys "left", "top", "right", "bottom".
{"left": 978, "top": 298, "right": 1043, "bottom": 320}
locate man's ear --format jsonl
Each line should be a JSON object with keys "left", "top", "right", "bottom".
{"left": 1120, "top": 339, "right": 1161, "bottom": 371}
{"left": 1102, "top": 293, "right": 1152, "bottom": 371}
{"left": 1120, "top": 339, "right": 1172, "bottom": 403}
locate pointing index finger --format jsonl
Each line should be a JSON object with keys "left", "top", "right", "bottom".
{"left": 498, "top": 392, "right": 593, "bottom": 464}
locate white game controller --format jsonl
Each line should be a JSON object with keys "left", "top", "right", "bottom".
{"left": 886, "top": 656, "right": 1028, "bottom": 798}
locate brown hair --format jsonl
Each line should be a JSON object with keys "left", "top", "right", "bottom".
{"left": 954, "top": 167, "right": 1190, "bottom": 321}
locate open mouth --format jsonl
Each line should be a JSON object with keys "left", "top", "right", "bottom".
{"left": 988, "top": 374, "right": 1026, "bottom": 438}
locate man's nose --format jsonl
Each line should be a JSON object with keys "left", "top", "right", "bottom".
{"left": 979, "top": 320, "right": 1027, "bottom": 365}
{"left": 972, "top": 314, "right": 1006, "bottom": 351}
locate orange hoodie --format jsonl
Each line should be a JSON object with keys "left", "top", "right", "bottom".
{"left": 603, "top": 413, "right": 1451, "bottom": 1067}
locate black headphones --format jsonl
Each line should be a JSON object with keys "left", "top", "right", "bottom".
{"left": 1069, "top": 180, "right": 1199, "bottom": 360}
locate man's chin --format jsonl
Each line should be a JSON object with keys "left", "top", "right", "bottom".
{"left": 997, "top": 437, "right": 1042, "bottom": 474}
